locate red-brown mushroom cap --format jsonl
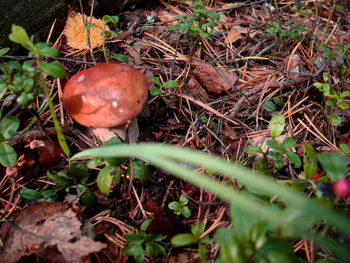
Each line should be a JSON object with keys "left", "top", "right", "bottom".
{"left": 62, "top": 63, "right": 148, "bottom": 128}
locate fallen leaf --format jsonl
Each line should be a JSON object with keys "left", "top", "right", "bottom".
{"left": 26, "top": 139, "right": 63, "bottom": 167}
{"left": 64, "top": 7, "right": 108, "bottom": 50}
{"left": 227, "top": 26, "right": 248, "bottom": 44}
{"left": 191, "top": 61, "right": 238, "bottom": 94}
{"left": 156, "top": 10, "right": 177, "bottom": 26}
{"left": 0, "top": 202, "right": 106, "bottom": 263}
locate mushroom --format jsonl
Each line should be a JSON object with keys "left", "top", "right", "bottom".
{"left": 62, "top": 63, "right": 148, "bottom": 143}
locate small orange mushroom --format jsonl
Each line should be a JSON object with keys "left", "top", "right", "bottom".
{"left": 62, "top": 63, "right": 148, "bottom": 142}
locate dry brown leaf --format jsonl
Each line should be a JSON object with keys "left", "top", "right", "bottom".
{"left": 156, "top": 10, "right": 177, "bottom": 25}
{"left": 227, "top": 26, "right": 248, "bottom": 44}
{"left": 64, "top": 8, "right": 108, "bottom": 50}
{"left": 191, "top": 61, "right": 238, "bottom": 94}
{"left": 0, "top": 202, "right": 106, "bottom": 263}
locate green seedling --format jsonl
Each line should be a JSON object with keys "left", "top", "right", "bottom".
{"left": 291, "top": 1, "right": 313, "bottom": 16}
{"left": 20, "top": 189, "right": 58, "bottom": 202}
{"left": 246, "top": 115, "right": 301, "bottom": 170}
{"left": 123, "top": 219, "right": 166, "bottom": 263}
{"left": 169, "top": 0, "right": 225, "bottom": 39}
{"left": 313, "top": 72, "right": 349, "bottom": 126}
{"left": 0, "top": 25, "right": 69, "bottom": 159}
{"left": 171, "top": 221, "right": 211, "bottom": 263}
{"left": 87, "top": 137, "right": 125, "bottom": 195}
{"left": 261, "top": 97, "right": 282, "bottom": 112}
{"left": 168, "top": 194, "right": 191, "bottom": 218}
{"left": 266, "top": 21, "right": 307, "bottom": 40}
{"left": 0, "top": 110, "right": 19, "bottom": 167}
{"left": 150, "top": 77, "right": 178, "bottom": 96}
{"left": 42, "top": 161, "right": 96, "bottom": 207}
{"left": 214, "top": 205, "right": 300, "bottom": 263}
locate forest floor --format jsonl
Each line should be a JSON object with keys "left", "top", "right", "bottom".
{"left": 1, "top": 0, "right": 350, "bottom": 262}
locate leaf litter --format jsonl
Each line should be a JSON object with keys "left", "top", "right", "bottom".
{"left": 1, "top": 0, "right": 350, "bottom": 262}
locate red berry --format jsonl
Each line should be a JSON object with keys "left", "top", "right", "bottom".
{"left": 332, "top": 179, "right": 350, "bottom": 198}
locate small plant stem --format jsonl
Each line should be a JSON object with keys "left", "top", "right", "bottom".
{"left": 39, "top": 76, "right": 70, "bottom": 158}
{"left": 79, "top": 0, "right": 97, "bottom": 65}
{"left": 323, "top": 0, "right": 337, "bottom": 35}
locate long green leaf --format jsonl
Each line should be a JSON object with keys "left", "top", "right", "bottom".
{"left": 72, "top": 143, "right": 350, "bottom": 257}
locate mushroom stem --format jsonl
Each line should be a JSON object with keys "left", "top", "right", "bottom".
{"left": 91, "top": 118, "right": 139, "bottom": 145}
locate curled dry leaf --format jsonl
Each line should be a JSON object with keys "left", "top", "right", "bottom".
{"left": 191, "top": 61, "right": 238, "bottom": 94}
{"left": 64, "top": 7, "right": 108, "bottom": 50}
{"left": 0, "top": 202, "right": 106, "bottom": 263}
{"left": 26, "top": 139, "right": 63, "bottom": 167}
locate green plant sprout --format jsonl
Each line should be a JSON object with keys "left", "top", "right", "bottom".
{"left": 169, "top": 0, "right": 225, "bottom": 39}
{"left": 171, "top": 221, "right": 211, "bottom": 262}
{"left": 214, "top": 205, "right": 299, "bottom": 263}
{"left": 0, "top": 25, "right": 68, "bottom": 165}
{"left": 266, "top": 21, "right": 307, "bottom": 40}
{"left": 168, "top": 194, "right": 191, "bottom": 218}
{"left": 123, "top": 219, "right": 166, "bottom": 263}
{"left": 150, "top": 77, "right": 178, "bottom": 96}
{"left": 291, "top": 1, "right": 313, "bottom": 16}
{"left": 313, "top": 72, "right": 350, "bottom": 126}
{"left": 246, "top": 115, "right": 301, "bottom": 170}
{"left": 87, "top": 137, "right": 149, "bottom": 195}
{"left": 0, "top": 110, "right": 19, "bottom": 167}
{"left": 84, "top": 15, "right": 120, "bottom": 63}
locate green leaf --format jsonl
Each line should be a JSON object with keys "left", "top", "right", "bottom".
{"left": 327, "top": 113, "right": 341, "bottom": 126}
{"left": 46, "top": 170, "right": 73, "bottom": 187}
{"left": 72, "top": 143, "right": 350, "bottom": 259}
{"left": 140, "top": 219, "right": 152, "bottom": 232}
{"left": 0, "top": 47, "right": 10, "bottom": 56}
{"left": 102, "top": 15, "right": 119, "bottom": 24}
{"left": 261, "top": 101, "right": 276, "bottom": 112}
{"left": 100, "top": 137, "right": 125, "bottom": 166}
{"left": 318, "top": 152, "right": 348, "bottom": 182}
{"left": 171, "top": 233, "right": 197, "bottom": 246}
{"left": 266, "top": 139, "right": 284, "bottom": 153}
{"left": 183, "top": 206, "right": 191, "bottom": 218}
{"left": 127, "top": 160, "right": 149, "bottom": 181}
{"left": 39, "top": 61, "right": 66, "bottom": 78}
{"left": 256, "top": 238, "right": 298, "bottom": 263}
{"left": 269, "top": 115, "right": 285, "bottom": 137}
{"left": 340, "top": 144, "right": 350, "bottom": 154}
{"left": 84, "top": 24, "right": 101, "bottom": 30}
{"left": 76, "top": 184, "right": 96, "bottom": 207}
{"left": 41, "top": 189, "right": 58, "bottom": 202}
{"left": 0, "top": 115, "right": 20, "bottom": 139}
{"left": 111, "top": 54, "right": 129, "bottom": 63}
{"left": 191, "top": 221, "right": 205, "bottom": 240}
{"left": 0, "top": 143, "right": 17, "bottom": 167}
{"left": 70, "top": 162, "right": 89, "bottom": 184}
{"left": 168, "top": 201, "right": 181, "bottom": 210}
{"left": 145, "top": 242, "right": 166, "bottom": 258}
{"left": 285, "top": 150, "right": 301, "bottom": 168}
{"left": 180, "top": 194, "right": 189, "bottom": 204}
{"left": 206, "top": 11, "right": 221, "bottom": 21}
{"left": 303, "top": 143, "right": 318, "bottom": 179}
{"left": 122, "top": 244, "right": 144, "bottom": 263}
{"left": 245, "top": 145, "right": 263, "bottom": 154}
{"left": 282, "top": 137, "right": 296, "bottom": 149}
{"left": 96, "top": 165, "right": 115, "bottom": 195}
{"left": 36, "top": 44, "right": 59, "bottom": 57}
{"left": 20, "top": 188, "right": 43, "bottom": 201}
{"left": 150, "top": 86, "right": 163, "bottom": 96}
{"left": 9, "top": 25, "right": 30, "bottom": 45}
{"left": 163, "top": 80, "right": 178, "bottom": 88}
